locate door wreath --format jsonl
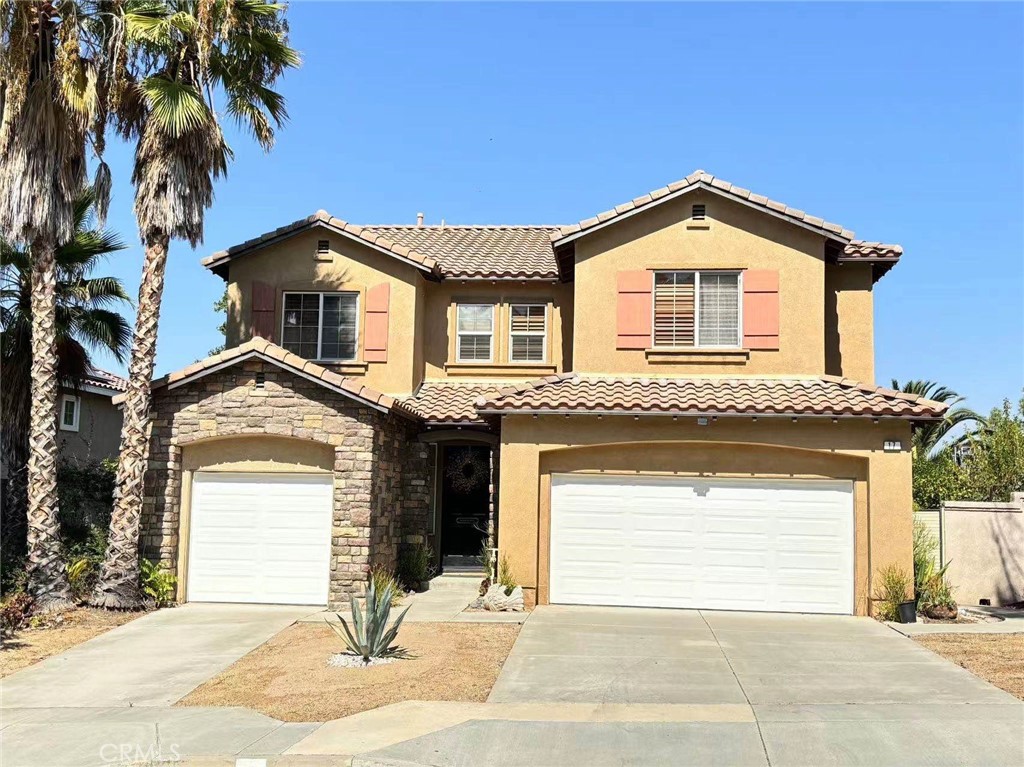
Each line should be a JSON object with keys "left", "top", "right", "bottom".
{"left": 446, "top": 448, "right": 488, "bottom": 493}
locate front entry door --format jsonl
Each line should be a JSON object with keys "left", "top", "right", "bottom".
{"left": 440, "top": 445, "right": 490, "bottom": 556}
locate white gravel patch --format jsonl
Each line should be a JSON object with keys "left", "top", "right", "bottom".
{"left": 327, "top": 653, "right": 401, "bottom": 669}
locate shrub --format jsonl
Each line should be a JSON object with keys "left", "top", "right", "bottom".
{"left": 480, "top": 543, "right": 495, "bottom": 579}
{"left": 0, "top": 590, "right": 33, "bottom": 639}
{"left": 328, "top": 578, "right": 410, "bottom": 662}
{"left": 398, "top": 543, "right": 434, "bottom": 589}
{"left": 873, "top": 564, "right": 912, "bottom": 621}
{"left": 141, "top": 560, "right": 177, "bottom": 607}
{"left": 63, "top": 524, "right": 108, "bottom": 600}
{"left": 370, "top": 566, "right": 403, "bottom": 606}
{"left": 497, "top": 553, "right": 517, "bottom": 596}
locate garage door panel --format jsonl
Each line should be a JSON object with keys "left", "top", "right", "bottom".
{"left": 551, "top": 475, "right": 854, "bottom": 615}
{"left": 188, "top": 473, "right": 332, "bottom": 605}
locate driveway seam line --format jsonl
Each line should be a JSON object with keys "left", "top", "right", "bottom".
{"left": 698, "top": 610, "right": 772, "bottom": 767}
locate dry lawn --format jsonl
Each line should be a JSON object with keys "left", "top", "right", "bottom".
{"left": 0, "top": 608, "right": 140, "bottom": 678}
{"left": 916, "top": 634, "right": 1024, "bottom": 700}
{"left": 179, "top": 621, "right": 521, "bottom": 721}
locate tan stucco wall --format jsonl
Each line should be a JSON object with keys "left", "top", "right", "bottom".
{"left": 570, "top": 190, "right": 874, "bottom": 378}
{"left": 182, "top": 435, "right": 335, "bottom": 473}
{"left": 225, "top": 230, "right": 425, "bottom": 395}
{"left": 422, "top": 280, "right": 574, "bottom": 381}
{"left": 57, "top": 391, "right": 123, "bottom": 463}
{"left": 496, "top": 414, "right": 913, "bottom": 616}
{"left": 825, "top": 262, "right": 875, "bottom": 383}
{"left": 942, "top": 500, "right": 1024, "bottom": 607}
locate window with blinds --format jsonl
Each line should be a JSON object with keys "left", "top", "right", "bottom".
{"left": 509, "top": 304, "right": 547, "bottom": 362}
{"left": 456, "top": 304, "right": 495, "bottom": 362}
{"left": 282, "top": 292, "right": 359, "bottom": 361}
{"left": 653, "top": 271, "right": 740, "bottom": 348}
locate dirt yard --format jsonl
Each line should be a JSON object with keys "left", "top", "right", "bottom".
{"left": 179, "top": 621, "right": 521, "bottom": 721}
{"left": 916, "top": 634, "right": 1024, "bottom": 700}
{"left": 0, "top": 608, "right": 141, "bottom": 678}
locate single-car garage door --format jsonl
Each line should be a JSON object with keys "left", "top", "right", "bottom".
{"left": 550, "top": 475, "right": 854, "bottom": 614}
{"left": 188, "top": 473, "right": 333, "bottom": 605}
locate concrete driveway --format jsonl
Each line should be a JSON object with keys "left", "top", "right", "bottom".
{"left": 1, "top": 602, "right": 311, "bottom": 708}
{"left": 358, "top": 605, "right": 1024, "bottom": 767}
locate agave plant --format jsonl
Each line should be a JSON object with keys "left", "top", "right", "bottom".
{"left": 328, "top": 578, "right": 410, "bottom": 663}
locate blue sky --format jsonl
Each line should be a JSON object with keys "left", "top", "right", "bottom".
{"left": 93, "top": 1, "right": 1023, "bottom": 415}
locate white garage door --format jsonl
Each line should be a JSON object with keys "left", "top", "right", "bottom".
{"left": 550, "top": 475, "right": 854, "bottom": 614}
{"left": 188, "top": 473, "right": 333, "bottom": 605}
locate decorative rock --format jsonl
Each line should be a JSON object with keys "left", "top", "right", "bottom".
{"left": 327, "top": 653, "right": 401, "bottom": 669}
{"left": 480, "top": 584, "right": 524, "bottom": 612}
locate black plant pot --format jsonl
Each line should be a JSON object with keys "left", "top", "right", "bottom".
{"left": 897, "top": 601, "right": 917, "bottom": 624}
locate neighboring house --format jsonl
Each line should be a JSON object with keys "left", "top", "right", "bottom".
{"left": 138, "top": 169, "right": 947, "bottom": 615}
{"left": 0, "top": 368, "right": 127, "bottom": 485}
{"left": 57, "top": 368, "right": 128, "bottom": 464}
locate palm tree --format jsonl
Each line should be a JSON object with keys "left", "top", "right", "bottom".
{"left": 1, "top": 187, "right": 133, "bottom": 575}
{"left": 1, "top": 1, "right": 103, "bottom": 610}
{"left": 91, "top": 0, "right": 299, "bottom": 609}
{"left": 892, "top": 379, "right": 984, "bottom": 458}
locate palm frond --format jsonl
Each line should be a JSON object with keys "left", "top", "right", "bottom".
{"left": 138, "top": 76, "right": 211, "bottom": 137}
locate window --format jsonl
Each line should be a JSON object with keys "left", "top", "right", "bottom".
{"left": 653, "top": 271, "right": 740, "bottom": 348}
{"left": 456, "top": 304, "right": 494, "bottom": 362}
{"left": 281, "top": 292, "right": 359, "bottom": 361}
{"left": 509, "top": 304, "right": 547, "bottom": 362}
{"left": 60, "top": 395, "right": 80, "bottom": 432}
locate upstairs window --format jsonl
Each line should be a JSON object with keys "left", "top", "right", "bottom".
{"left": 60, "top": 394, "right": 80, "bottom": 432}
{"left": 282, "top": 292, "right": 359, "bottom": 361}
{"left": 653, "top": 271, "right": 740, "bottom": 348}
{"left": 509, "top": 304, "right": 547, "bottom": 362}
{"left": 456, "top": 304, "right": 495, "bottom": 362}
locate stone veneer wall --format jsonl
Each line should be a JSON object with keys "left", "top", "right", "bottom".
{"left": 141, "top": 358, "right": 430, "bottom": 608}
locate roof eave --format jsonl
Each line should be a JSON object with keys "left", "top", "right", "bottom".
{"left": 551, "top": 180, "right": 855, "bottom": 249}
{"left": 475, "top": 407, "right": 945, "bottom": 421}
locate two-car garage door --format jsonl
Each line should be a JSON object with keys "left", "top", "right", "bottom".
{"left": 550, "top": 475, "right": 854, "bottom": 614}
{"left": 187, "top": 473, "right": 332, "bottom": 605}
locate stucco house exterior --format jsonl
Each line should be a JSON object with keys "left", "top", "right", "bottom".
{"left": 139, "top": 170, "right": 947, "bottom": 615}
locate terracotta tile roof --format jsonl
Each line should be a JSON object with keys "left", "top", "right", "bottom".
{"left": 138, "top": 338, "right": 423, "bottom": 420}
{"left": 360, "top": 226, "right": 560, "bottom": 279}
{"left": 201, "top": 211, "right": 441, "bottom": 277}
{"left": 842, "top": 241, "right": 903, "bottom": 260}
{"left": 554, "top": 169, "right": 867, "bottom": 245}
{"left": 82, "top": 368, "right": 128, "bottom": 392}
{"left": 476, "top": 374, "right": 947, "bottom": 420}
{"left": 403, "top": 381, "right": 505, "bottom": 425}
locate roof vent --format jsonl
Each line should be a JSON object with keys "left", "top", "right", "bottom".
{"left": 316, "top": 239, "right": 330, "bottom": 254}
{"left": 255, "top": 372, "right": 266, "bottom": 389}
{"left": 692, "top": 204, "right": 706, "bottom": 221}
{"left": 416, "top": 212, "right": 424, "bottom": 227}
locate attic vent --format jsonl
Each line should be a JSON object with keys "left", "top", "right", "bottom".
{"left": 316, "top": 239, "right": 330, "bottom": 255}
{"left": 255, "top": 372, "right": 266, "bottom": 389}
{"left": 692, "top": 204, "right": 707, "bottom": 221}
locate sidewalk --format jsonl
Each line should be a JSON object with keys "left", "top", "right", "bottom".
{"left": 888, "top": 605, "right": 1024, "bottom": 636}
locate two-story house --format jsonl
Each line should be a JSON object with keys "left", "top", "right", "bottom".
{"left": 139, "top": 170, "right": 946, "bottom": 615}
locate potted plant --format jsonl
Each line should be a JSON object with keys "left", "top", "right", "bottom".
{"left": 874, "top": 564, "right": 915, "bottom": 623}
{"left": 399, "top": 543, "right": 435, "bottom": 592}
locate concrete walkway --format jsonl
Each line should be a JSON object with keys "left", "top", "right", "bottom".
{"left": 889, "top": 605, "right": 1024, "bottom": 636}
{"left": 299, "top": 574, "right": 526, "bottom": 624}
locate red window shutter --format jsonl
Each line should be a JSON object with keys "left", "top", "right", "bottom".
{"left": 364, "top": 283, "right": 390, "bottom": 362}
{"left": 251, "top": 281, "right": 276, "bottom": 341}
{"left": 616, "top": 271, "right": 652, "bottom": 349}
{"left": 742, "top": 270, "right": 780, "bottom": 350}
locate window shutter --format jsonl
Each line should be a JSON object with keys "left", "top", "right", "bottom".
{"left": 616, "top": 271, "right": 652, "bottom": 349}
{"left": 251, "top": 281, "right": 276, "bottom": 341}
{"left": 654, "top": 272, "right": 695, "bottom": 347}
{"left": 742, "top": 270, "right": 780, "bottom": 350}
{"left": 364, "top": 283, "right": 390, "bottom": 362}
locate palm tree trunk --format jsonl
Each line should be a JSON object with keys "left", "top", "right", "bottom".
{"left": 25, "top": 239, "right": 74, "bottom": 612}
{"left": 91, "top": 235, "right": 170, "bottom": 610}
